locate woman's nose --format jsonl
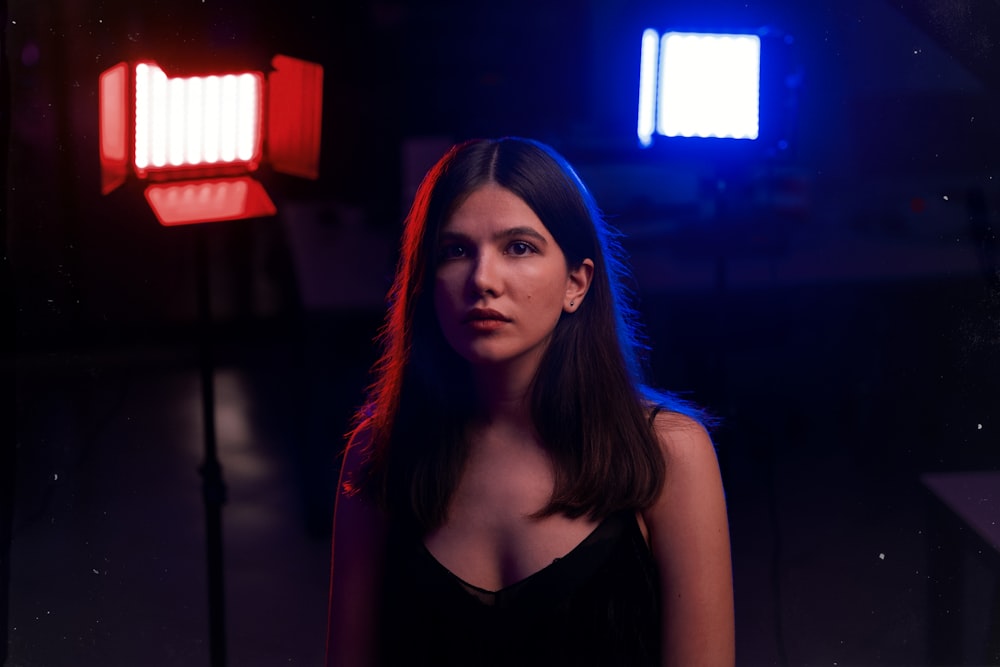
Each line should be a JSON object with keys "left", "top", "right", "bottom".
{"left": 469, "top": 251, "right": 499, "bottom": 298}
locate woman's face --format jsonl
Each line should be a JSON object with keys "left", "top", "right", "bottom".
{"left": 432, "top": 184, "right": 592, "bottom": 379}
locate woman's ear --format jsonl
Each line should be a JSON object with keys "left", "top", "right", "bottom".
{"left": 564, "top": 258, "right": 595, "bottom": 312}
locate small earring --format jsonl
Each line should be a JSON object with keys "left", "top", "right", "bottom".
{"left": 569, "top": 301, "right": 575, "bottom": 307}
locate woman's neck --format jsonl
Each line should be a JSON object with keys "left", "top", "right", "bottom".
{"left": 471, "top": 364, "right": 535, "bottom": 427}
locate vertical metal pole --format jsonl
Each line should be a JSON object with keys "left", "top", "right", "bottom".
{"left": 196, "top": 226, "right": 227, "bottom": 667}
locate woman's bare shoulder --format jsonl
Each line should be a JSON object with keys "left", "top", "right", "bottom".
{"left": 328, "top": 416, "right": 387, "bottom": 667}
{"left": 643, "top": 409, "right": 734, "bottom": 665}
{"left": 649, "top": 409, "right": 717, "bottom": 466}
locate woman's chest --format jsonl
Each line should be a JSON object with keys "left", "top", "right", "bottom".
{"left": 423, "top": 444, "right": 599, "bottom": 591}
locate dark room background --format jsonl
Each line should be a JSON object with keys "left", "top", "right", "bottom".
{"left": 4, "top": 0, "right": 999, "bottom": 665}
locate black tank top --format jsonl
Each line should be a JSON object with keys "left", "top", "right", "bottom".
{"left": 376, "top": 510, "right": 662, "bottom": 666}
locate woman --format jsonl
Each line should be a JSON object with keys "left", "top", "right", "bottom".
{"left": 326, "top": 137, "right": 734, "bottom": 666}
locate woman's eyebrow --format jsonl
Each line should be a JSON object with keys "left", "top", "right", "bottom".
{"left": 438, "top": 230, "right": 468, "bottom": 242}
{"left": 438, "top": 226, "right": 549, "bottom": 246}
{"left": 495, "top": 226, "right": 549, "bottom": 246}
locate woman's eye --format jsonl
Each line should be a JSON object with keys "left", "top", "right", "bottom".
{"left": 439, "top": 244, "right": 466, "bottom": 260}
{"left": 507, "top": 241, "right": 535, "bottom": 256}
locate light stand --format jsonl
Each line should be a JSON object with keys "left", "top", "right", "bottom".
{"left": 98, "top": 54, "right": 323, "bottom": 666}
{"left": 196, "top": 226, "right": 227, "bottom": 667}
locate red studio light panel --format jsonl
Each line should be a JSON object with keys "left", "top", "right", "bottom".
{"left": 100, "top": 54, "right": 323, "bottom": 226}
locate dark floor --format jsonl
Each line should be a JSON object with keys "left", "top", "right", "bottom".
{"left": 6, "top": 272, "right": 1000, "bottom": 666}
{"left": 8, "top": 340, "right": 336, "bottom": 666}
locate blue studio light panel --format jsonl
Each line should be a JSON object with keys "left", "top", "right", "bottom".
{"left": 638, "top": 30, "right": 761, "bottom": 147}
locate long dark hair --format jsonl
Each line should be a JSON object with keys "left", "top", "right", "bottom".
{"left": 348, "top": 137, "right": 700, "bottom": 531}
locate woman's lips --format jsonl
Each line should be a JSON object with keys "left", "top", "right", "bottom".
{"left": 462, "top": 308, "right": 510, "bottom": 332}
{"left": 466, "top": 318, "right": 507, "bottom": 332}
